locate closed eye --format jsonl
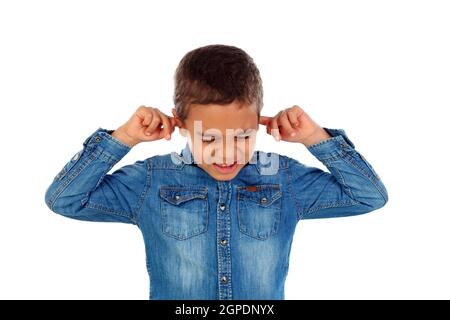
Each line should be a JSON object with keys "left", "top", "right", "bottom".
{"left": 235, "top": 135, "right": 251, "bottom": 140}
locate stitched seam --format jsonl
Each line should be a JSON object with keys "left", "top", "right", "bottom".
{"left": 312, "top": 151, "right": 345, "bottom": 163}
{"left": 237, "top": 189, "right": 281, "bottom": 240}
{"left": 327, "top": 161, "right": 356, "bottom": 200}
{"left": 307, "top": 135, "right": 342, "bottom": 149}
{"left": 146, "top": 258, "right": 152, "bottom": 299}
{"left": 84, "top": 202, "right": 132, "bottom": 219}
{"left": 303, "top": 199, "right": 359, "bottom": 215}
{"left": 341, "top": 152, "right": 388, "bottom": 202}
{"left": 236, "top": 185, "right": 281, "bottom": 205}
{"left": 101, "top": 131, "right": 132, "bottom": 150}
{"left": 47, "top": 148, "right": 101, "bottom": 210}
{"left": 302, "top": 163, "right": 360, "bottom": 216}
{"left": 159, "top": 183, "right": 209, "bottom": 240}
{"left": 160, "top": 201, "right": 208, "bottom": 240}
{"left": 286, "top": 161, "right": 303, "bottom": 221}
{"left": 134, "top": 159, "right": 153, "bottom": 226}
{"left": 312, "top": 141, "right": 387, "bottom": 202}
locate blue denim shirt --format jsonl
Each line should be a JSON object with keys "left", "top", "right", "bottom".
{"left": 45, "top": 127, "right": 388, "bottom": 300}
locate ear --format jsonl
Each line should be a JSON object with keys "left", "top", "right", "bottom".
{"left": 171, "top": 108, "right": 184, "bottom": 128}
{"left": 172, "top": 108, "right": 188, "bottom": 137}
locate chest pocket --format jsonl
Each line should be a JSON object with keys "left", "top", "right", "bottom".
{"left": 159, "top": 186, "right": 208, "bottom": 240}
{"left": 237, "top": 184, "right": 282, "bottom": 240}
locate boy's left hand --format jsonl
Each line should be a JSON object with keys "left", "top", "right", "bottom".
{"left": 259, "top": 105, "right": 331, "bottom": 146}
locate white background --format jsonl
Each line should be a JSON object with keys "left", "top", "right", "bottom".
{"left": 1, "top": 0, "right": 449, "bottom": 299}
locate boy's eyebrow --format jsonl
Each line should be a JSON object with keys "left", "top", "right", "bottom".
{"left": 196, "top": 128, "right": 255, "bottom": 136}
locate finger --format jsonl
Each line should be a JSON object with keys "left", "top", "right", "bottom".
{"left": 259, "top": 116, "right": 271, "bottom": 126}
{"left": 170, "top": 116, "right": 183, "bottom": 128}
{"left": 142, "top": 111, "right": 153, "bottom": 126}
{"left": 264, "top": 113, "right": 278, "bottom": 136}
{"left": 146, "top": 114, "right": 162, "bottom": 135}
{"left": 266, "top": 123, "right": 271, "bottom": 136}
{"left": 286, "top": 108, "right": 300, "bottom": 128}
{"left": 159, "top": 112, "right": 173, "bottom": 140}
{"left": 292, "top": 105, "right": 305, "bottom": 123}
{"left": 270, "top": 116, "right": 280, "bottom": 141}
{"left": 265, "top": 116, "right": 274, "bottom": 135}
{"left": 140, "top": 130, "right": 159, "bottom": 141}
{"left": 136, "top": 106, "right": 153, "bottom": 126}
{"left": 292, "top": 104, "right": 305, "bottom": 115}
{"left": 278, "top": 110, "right": 296, "bottom": 137}
{"left": 169, "top": 117, "right": 176, "bottom": 128}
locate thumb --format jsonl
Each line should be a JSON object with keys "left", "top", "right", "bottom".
{"left": 259, "top": 116, "right": 271, "bottom": 126}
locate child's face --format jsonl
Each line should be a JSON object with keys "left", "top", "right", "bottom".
{"left": 178, "top": 101, "right": 259, "bottom": 181}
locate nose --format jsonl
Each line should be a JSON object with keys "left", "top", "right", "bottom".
{"left": 218, "top": 152, "right": 235, "bottom": 164}
{"left": 211, "top": 145, "right": 237, "bottom": 165}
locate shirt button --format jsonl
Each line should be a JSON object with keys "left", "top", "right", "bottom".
{"left": 219, "top": 203, "right": 226, "bottom": 211}
{"left": 260, "top": 197, "right": 268, "bottom": 204}
{"left": 220, "top": 239, "right": 228, "bottom": 246}
{"left": 72, "top": 152, "right": 80, "bottom": 162}
{"left": 174, "top": 195, "right": 180, "bottom": 201}
{"left": 95, "top": 136, "right": 102, "bottom": 143}
{"left": 220, "top": 276, "right": 228, "bottom": 284}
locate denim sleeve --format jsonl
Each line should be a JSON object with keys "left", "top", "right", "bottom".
{"left": 287, "top": 128, "right": 388, "bottom": 221}
{"left": 44, "top": 128, "right": 149, "bottom": 224}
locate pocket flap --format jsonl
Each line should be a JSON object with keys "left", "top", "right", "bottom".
{"left": 238, "top": 184, "right": 282, "bottom": 207}
{"left": 159, "top": 187, "right": 208, "bottom": 206}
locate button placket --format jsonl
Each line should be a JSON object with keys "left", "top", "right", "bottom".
{"left": 216, "top": 182, "right": 232, "bottom": 299}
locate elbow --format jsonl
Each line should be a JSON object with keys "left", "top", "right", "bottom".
{"left": 44, "top": 185, "right": 56, "bottom": 213}
{"left": 364, "top": 189, "right": 389, "bottom": 212}
{"left": 351, "top": 184, "right": 388, "bottom": 216}
{"left": 44, "top": 186, "right": 66, "bottom": 216}
{"left": 369, "top": 194, "right": 388, "bottom": 211}
{"left": 44, "top": 185, "right": 82, "bottom": 218}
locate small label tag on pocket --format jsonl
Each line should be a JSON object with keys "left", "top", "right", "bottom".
{"left": 245, "top": 186, "right": 257, "bottom": 192}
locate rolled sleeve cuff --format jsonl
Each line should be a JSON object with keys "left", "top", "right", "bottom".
{"left": 306, "top": 128, "right": 356, "bottom": 160}
{"left": 83, "top": 128, "right": 131, "bottom": 164}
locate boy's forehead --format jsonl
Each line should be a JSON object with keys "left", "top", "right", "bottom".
{"left": 187, "top": 102, "right": 258, "bottom": 131}
{"left": 192, "top": 117, "right": 257, "bottom": 132}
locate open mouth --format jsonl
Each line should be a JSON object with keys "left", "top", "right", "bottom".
{"left": 213, "top": 162, "right": 238, "bottom": 174}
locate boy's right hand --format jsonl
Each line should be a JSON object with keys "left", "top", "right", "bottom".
{"left": 112, "top": 105, "right": 181, "bottom": 147}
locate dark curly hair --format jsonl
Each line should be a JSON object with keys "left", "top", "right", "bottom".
{"left": 173, "top": 44, "right": 263, "bottom": 122}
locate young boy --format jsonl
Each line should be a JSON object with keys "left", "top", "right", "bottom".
{"left": 45, "top": 44, "right": 388, "bottom": 300}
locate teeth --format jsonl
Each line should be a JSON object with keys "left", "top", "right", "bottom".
{"left": 216, "top": 163, "right": 234, "bottom": 167}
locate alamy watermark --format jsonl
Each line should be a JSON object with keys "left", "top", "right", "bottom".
{"left": 171, "top": 121, "right": 279, "bottom": 175}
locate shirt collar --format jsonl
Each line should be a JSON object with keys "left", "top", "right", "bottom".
{"left": 174, "top": 143, "right": 283, "bottom": 177}
{"left": 179, "top": 142, "right": 195, "bottom": 164}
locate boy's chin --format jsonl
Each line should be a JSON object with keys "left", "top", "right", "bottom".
{"left": 211, "top": 173, "right": 238, "bottom": 181}
{"left": 203, "top": 164, "right": 243, "bottom": 181}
